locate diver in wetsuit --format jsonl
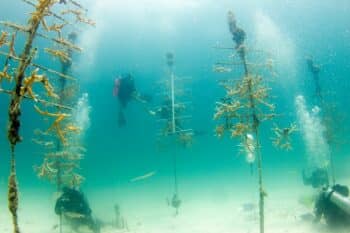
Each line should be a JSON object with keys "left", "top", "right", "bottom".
{"left": 302, "top": 167, "right": 329, "bottom": 189}
{"left": 55, "top": 187, "right": 100, "bottom": 233}
{"left": 314, "top": 184, "right": 350, "bottom": 228}
{"left": 113, "top": 74, "right": 152, "bottom": 127}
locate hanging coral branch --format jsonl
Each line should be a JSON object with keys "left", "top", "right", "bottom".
{"left": 0, "top": 88, "right": 73, "bottom": 110}
{"left": 61, "top": 9, "right": 96, "bottom": 27}
{"left": 45, "top": 47, "right": 71, "bottom": 63}
{"left": 0, "top": 31, "right": 9, "bottom": 47}
{"left": 20, "top": 68, "right": 59, "bottom": 100}
{"left": 271, "top": 123, "right": 297, "bottom": 150}
{"left": 22, "top": 0, "right": 69, "bottom": 23}
{"left": 34, "top": 105, "right": 74, "bottom": 144}
{"left": 33, "top": 94, "right": 89, "bottom": 190}
{"left": 0, "top": 51, "right": 76, "bottom": 80}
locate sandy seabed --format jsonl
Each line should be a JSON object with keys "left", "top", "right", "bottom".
{"left": 0, "top": 177, "right": 349, "bottom": 233}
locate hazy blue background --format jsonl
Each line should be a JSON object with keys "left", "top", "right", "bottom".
{"left": 0, "top": 0, "right": 349, "bottom": 202}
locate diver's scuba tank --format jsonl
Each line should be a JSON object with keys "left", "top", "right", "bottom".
{"left": 322, "top": 185, "right": 350, "bottom": 216}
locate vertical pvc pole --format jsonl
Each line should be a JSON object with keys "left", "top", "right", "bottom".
{"left": 171, "top": 72, "right": 176, "bottom": 134}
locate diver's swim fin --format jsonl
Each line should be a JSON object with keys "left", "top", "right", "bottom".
{"left": 118, "top": 110, "right": 126, "bottom": 127}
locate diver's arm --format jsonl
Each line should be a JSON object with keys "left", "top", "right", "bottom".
{"left": 132, "top": 91, "right": 152, "bottom": 104}
{"left": 132, "top": 92, "right": 147, "bottom": 103}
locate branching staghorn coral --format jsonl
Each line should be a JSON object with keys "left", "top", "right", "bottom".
{"left": 42, "top": 20, "right": 67, "bottom": 37}
{"left": 33, "top": 119, "right": 85, "bottom": 188}
{"left": 8, "top": 32, "right": 17, "bottom": 56}
{"left": 271, "top": 123, "right": 297, "bottom": 150}
{"left": 34, "top": 155, "right": 84, "bottom": 187}
{"left": 0, "top": 64, "right": 12, "bottom": 83}
{"left": 0, "top": 21, "right": 83, "bottom": 52}
{"left": 45, "top": 47, "right": 71, "bottom": 63}
{"left": 0, "top": 31, "right": 9, "bottom": 47}
{"left": 52, "top": 36, "right": 82, "bottom": 51}
{"left": 33, "top": 94, "right": 90, "bottom": 190}
{"left": 177, "top": 132, "right": 193, "bottom": 148}
{"left": 0, "top": 50, "right": 76, "bottom": 81}
{"left": 214, "top": 124, "right": 225, "bottom": 138}
{"left": 0, "top": 21, "right": 29, "bottom": 33}
{"left": 33, "top": 105, "right": 77, "bottom": 144}
{"left": 20, "top": 68, "right": 59, "bottom": 100}
{"left": 61, "top": 9, "right": 96, "bottom": 27}
{"left": 213, "top": 10, "right": 294, "bottom": 233}
{"left": 0, "top": 33, "right": 17, "bottom": 84}
{"left": 0, "top": 5, "right": 94, "bottom": 231}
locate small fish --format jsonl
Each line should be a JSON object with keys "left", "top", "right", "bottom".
{"left": 299, "top": 213, "right": 315, "bottom": 222}
{"left": 64, "top": 212, "right": 85, "bottom": 219}
{"left": 241, "top": 202, "right": 256, "bottom": 212}
{"left": 130, "top": 171, "right": 156, "bottom": 182}
{"left": 148, "top": 110, "right": 156, "bottom": 116}
{"left": 192, "top": 129, "right": 207, "bottom": 136}
{"left": 213, "top": 65, "right": 232, "bottom": 73}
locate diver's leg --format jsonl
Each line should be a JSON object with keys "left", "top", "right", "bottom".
{"left": 118, "top": 107, "right": 126, "bottom": 127}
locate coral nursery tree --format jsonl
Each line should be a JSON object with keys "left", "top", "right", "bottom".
{"left": 33, "top": 31, "right": 85, "bottom": 192}
{"left": 213, "top": 11, "right": 294, "bottom": 233}
{"left": 0, "top": 0, "right": 94, "bottom": 232}
{"left": 154, "top": 52, "right": 193, "bottom": 216}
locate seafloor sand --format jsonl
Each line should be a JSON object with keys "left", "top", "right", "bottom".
{"left": 0, "top": 175, "right": 349, "bottom": 233}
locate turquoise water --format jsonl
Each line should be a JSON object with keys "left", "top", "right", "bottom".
{"left": 0, "top": 0, "right": 350, "bottom": 232}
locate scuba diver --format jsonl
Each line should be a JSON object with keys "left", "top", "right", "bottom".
{"left": 113, "top": 73, "right": 152, "bottom": 127}
{"left": 55, "top": 187, "right": 101, "bottom": 233}
{"left": 314, "top": 184, "right": 350, "bottom": 228}
{"left": 302, "top": 167, "right": 329, "bottom": 189}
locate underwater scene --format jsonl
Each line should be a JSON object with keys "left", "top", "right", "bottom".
{"left": 0, "top": 0, "right": 350, "bottom": 233}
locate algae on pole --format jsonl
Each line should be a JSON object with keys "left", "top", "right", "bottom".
{"left": 0, "top": 1, "right": 94, "bottom": 232}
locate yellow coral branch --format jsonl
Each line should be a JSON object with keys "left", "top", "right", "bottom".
{"left": 34, "top": 105, "right": 70, "bottom": 144}
{"left": 45, "top": 47, "right": 71, "bottom": 63}
{"left": 0, "top": 31, "right": 8, "bottom": 47}
{"left": 20, "top": 68, "right": 59, "bottom": 100}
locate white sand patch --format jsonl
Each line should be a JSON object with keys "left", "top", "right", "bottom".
{"left": 1, "top": 177, "right": 345, "bottom": 233}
